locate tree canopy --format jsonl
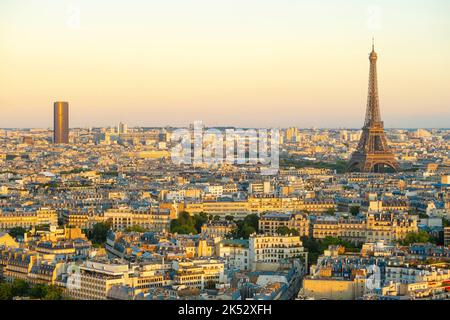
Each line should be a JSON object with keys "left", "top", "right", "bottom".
{"left": 399, "top": 231, "right": 431, "bottom": 246}
{"left": 170, "top": 211, "right": 208, "bottom": 235}
{"left": 8, "top": 227, "right": 27, "bottom": 239}
{"left": 0, "top": 279, "right": 64, "bottom": 300}
{"left": 276, "top": 226, "right": 300, "bottom": 236}
{"left": 231, "top": 214, "right": 259, "bottom": 239}
{"left": 87, "top": 222, "right": 111, "bottom": 245}
{"left": 301, "top": 236, "right": 361, "bottom": 265}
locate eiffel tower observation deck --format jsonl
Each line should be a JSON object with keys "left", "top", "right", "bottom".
{"left": 348, "top": 41, "right": 399, "bottom": 173}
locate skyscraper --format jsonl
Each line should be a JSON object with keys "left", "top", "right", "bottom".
{"left": 117, "top": 122, "right": 128, "bottom": 134}
{"left": 348, "top": 41, "right": 399, "bottom": 173}
{"left": 53, "top": 101, "right": 69, "bottom": 144}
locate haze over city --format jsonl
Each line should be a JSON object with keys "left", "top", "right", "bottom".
{"left": 1, "top": 0, "right": 450, "bottom": 128}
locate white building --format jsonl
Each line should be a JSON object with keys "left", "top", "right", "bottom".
{"left": 248, "top": 234, "right": 305, "bottom": 271}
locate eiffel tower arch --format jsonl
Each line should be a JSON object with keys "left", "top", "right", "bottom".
{"left": 348, "top": 41, "right": 399, "bottom": 173}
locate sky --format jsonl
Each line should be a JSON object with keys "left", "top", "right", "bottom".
{"left": 0, "top": 0, "right": 449, "bottom": 128}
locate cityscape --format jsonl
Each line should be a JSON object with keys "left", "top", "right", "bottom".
{"left": 0, "top": 0, "right": 449, "bottom": 310}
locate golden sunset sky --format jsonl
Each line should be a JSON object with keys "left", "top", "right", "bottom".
{"left": 1, "top": 0, "right": 449, "bottom": 128}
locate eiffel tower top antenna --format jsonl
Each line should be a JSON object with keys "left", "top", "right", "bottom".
{"left": 372, "top": 37, "right": 374, "bottom": 51}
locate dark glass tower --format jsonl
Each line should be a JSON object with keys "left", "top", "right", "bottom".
{"left": 53, "top": 101, "right": 69, "bottom": 144}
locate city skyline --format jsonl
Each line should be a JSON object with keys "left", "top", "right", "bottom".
{"left": 1, "top": 0, "right": 450, "bottom": 307}
{"left": 1, "top": 0, "right": 449, "bottom": 128}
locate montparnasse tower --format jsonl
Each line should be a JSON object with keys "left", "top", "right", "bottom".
{"left": 347, "top": 39, "right": 399, "bottom": 173}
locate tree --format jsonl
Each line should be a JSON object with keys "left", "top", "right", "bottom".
{"left": 205, "top": 280, "right": 216, "bottom": 290}
{"left": 11, "top": 279, "right": 30, "bottom": 297}
{"left": 349, "top": 206, "right": 360, "bottom": 216}
{"left": 444, "top": 219, "right": 450, "bottom": 228}
{"left": 193, "top": 212, "right": 208, "bottom": 233}
{"left": 88, "top": 222, "right": 111, "bottom": 245}
{"left": 325, "top": 208, "right": 335, "bottom": 216}
{"left": 8, "top": 227, "right": 26, "bottom": 239}
{"left": 418, "top": 212, "right": 429, "bottom": 219}
{"left": 276, "top": 226, "right": 299, "bottom": 236}
{"left": 301, "top": 236, "right": 361, "bottom": 265}
{"left": 399, "top": 231, "right": 431, "bottom": 246}
{"left": 0, "top": 280, "right": 63, "bottom": 300}
{"left": 0, "top": 283, "right": 13, "bottom": 300}
{"left": 232, "top": 214, "right": 259, "bottom": 239}
{"left": 170, "top": 212, "right": 197, "bottom": 234}
{"left": 125, "top": 225, "right": 148, "bottom": 233}
{"left": 225, "top": 215, "right": 234, "bottom": 222}
{"left": 243, "top": 214, "right": 259, "bottom": 232}
{"left": 44, "top": 285, "right": 63, "bottom": 300}
{"left": 29, "top": 284, "right": 48, "bottom": 299}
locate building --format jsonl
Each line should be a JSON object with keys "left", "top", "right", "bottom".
{"left": 366, "top": 212, "right": 417, "bottom": 243}
{"left": 0, "top": 232, "right": 19, "bottom": 249}
{"left": 302, "top": 277, "right": 366, "bottom": 300}
{"left": 258, "top": 212, "right": 310, "bottom": 237}
{"left": 66, "top": 260, "right": 133, "bottom": 300}
{"left": 172, "top": 259, "right": 225, "bottom": 289}
{"left": 103, "top": 207, "right": 170, "bottom": 232}
{"left": 53, "top": 101, "right": 69, "bottom": 144}
{"left": 62, "top": 211, "right": 105, "bottom": 229}
{"left": 0, "top": 208, "right": 58, "bottom": 230}
{"left": 444, "top": 227, "right": 450, "bottom": 247}
{"left": 248, "top": 234, "right": 306, "bottom": 271}
{"left": 200, "top": 220, "right": 236, "bottom": 238}
{"left": 216, "top": 239, "right": 249, "bottom": 271}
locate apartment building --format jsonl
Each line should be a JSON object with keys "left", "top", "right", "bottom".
{"left": 312, "top": 213, "right": 417, "bottom": 244}
{"left": 0, "top": 208, "right": 58, "bottom": 230}
{"left": 216, "top": 239, "right": 249, "bottom": 271}
{"left": 103, "top": 207, "right": 170, "bottom": 232}
{"left": 444, "top": 227, "right": 450, "bottom": 247}
{"left": 172, "top": 259, "right": 225, "bottom": 289}
{"left": 258, "top": 212, "right": 310, "bottom": 237}
{"left": 201, "top": 220, "right": 236, "bottom": 238}
{"left": 248, "top": 234, "right": 306, "bottom": 271}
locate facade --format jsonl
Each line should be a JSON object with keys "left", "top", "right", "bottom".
{"left": 444, "top": 227, "right": 450, "bottom": 247}
{"left": 302, "top": 277, "right": 366, "bottom": 300}
{"left": 62, "top": 211, "right": 105, "bottom": 229}
{"left": 183, "top": 198, "right": 336, "bottom": 217}
{"left": 216, "top": 239, "right": 249, "bottom": 271}
{"left": 0, "top": 232, "right": 19, "bottom": 248}
{"left": 172, "top": 259, "right": 224, "bottom": 290}
{"left": 258, "top": 212, "right": 310, "bottom": 237}
{"left": 385, "top": 265, "right": 450, "bottom": 285}
{"left": 103, "top": 208, "right": 170, "bottom": 232}
{"left": 248, "top": 234, "right": 305, "bottom": 271}
{"left": 53, "top": 101, "right": 69, "bottom": 144}
{"left": 67, "top": 261, "right": 133, "bottom": 300}
{"left": 0, "top": 208, "right": 58, "bottom": 230}
{"left": 201, "top": 220, "right": 236, "bottom": 238}
{"left": 311, "top": 212, "right": 417, "bottom": 244}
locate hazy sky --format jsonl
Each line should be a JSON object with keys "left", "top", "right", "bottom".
{"left": 1, "top": 0, "right": 449, "bottom": 128}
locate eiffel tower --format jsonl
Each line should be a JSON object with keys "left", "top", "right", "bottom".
{"left": 348, "top": 40, "right": 399, "bottom": 173}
